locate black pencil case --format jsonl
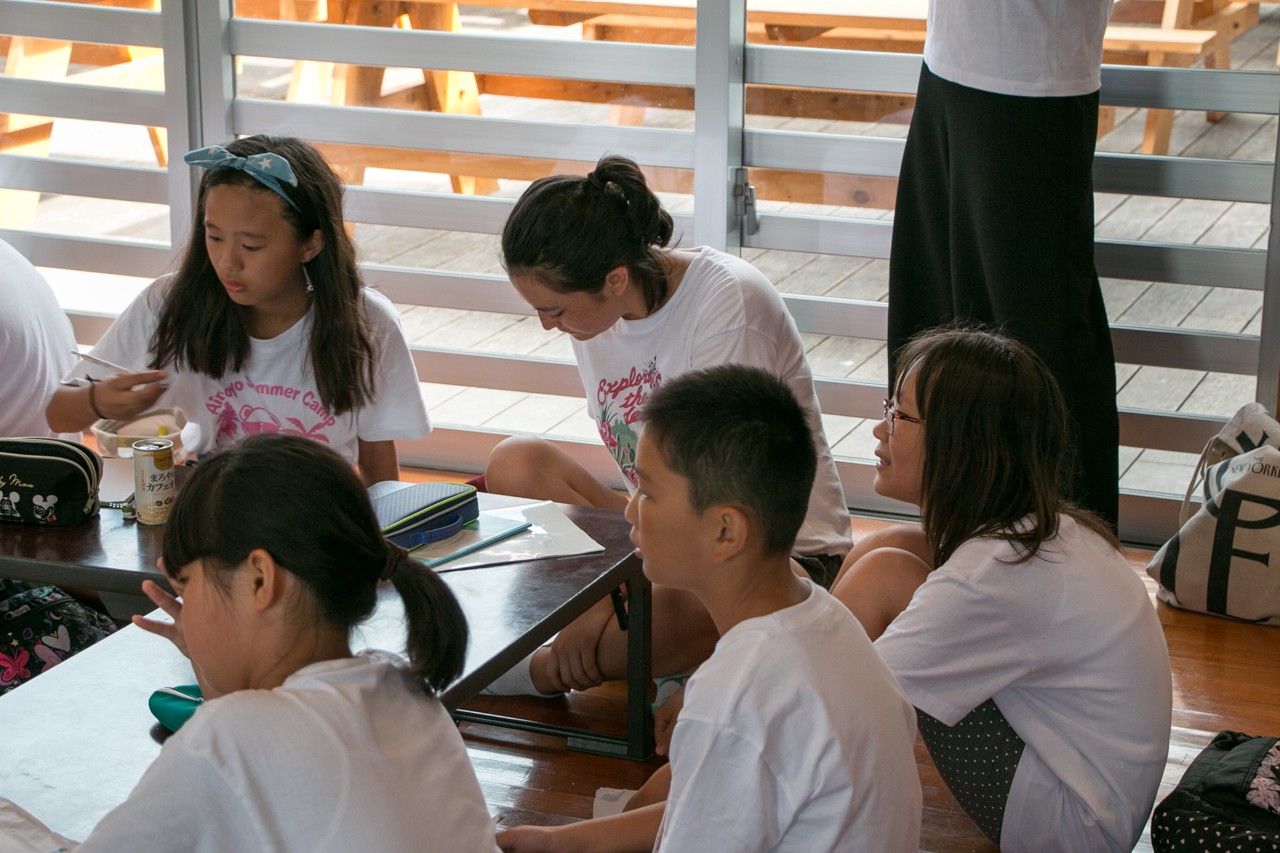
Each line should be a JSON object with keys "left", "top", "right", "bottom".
{"left": 0, "top": 437, "right": 101, "bottom": 526}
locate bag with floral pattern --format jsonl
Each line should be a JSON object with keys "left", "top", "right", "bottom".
{"left": 0, "top": 579, "right": 116, "bottom": 695}
{"left": 1152, "top": 730, "right": 1280, "bottom": 852}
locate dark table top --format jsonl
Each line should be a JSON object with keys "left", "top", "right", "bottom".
{"left": 0, "top": 488, "right": 642, "bottom": 840}
{"left": 0, "top": 480, "right": 641, "bottom": 705}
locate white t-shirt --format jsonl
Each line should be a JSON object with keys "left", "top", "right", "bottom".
{"left": 875, "top": 516, "right": 1172, "bottom": 853}
{"left": 64, "top": 279, "right": 429, "bottom": 465}
{"left": 75, "top": 652, "right": 501, "bottom": 853}
{"left": 925, "top": 0, "right": 1115, "bottom": 97}
{"left": 572, "top": 247, "right": 852, "bottom": 558}
{"left": 0, "top": 239, "right": 79, "bottom": 440}
{"left": 656, "top": 580, "right": 922, "bottom": 853}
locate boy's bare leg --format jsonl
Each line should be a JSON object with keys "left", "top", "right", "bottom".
{"left": 829, "top": 528, "right": 933, "bottom": 641}
{"left": 624, "top": 764, "right": 672, "bottom": 812}
{"left": 486, "top": 435, "right": 628, "bottom": 511}
{"left": 486, "top": 436, "right": 719, "bottom": 692}
{"left": 531, "top": 584, "right": 718, "bottom": 694}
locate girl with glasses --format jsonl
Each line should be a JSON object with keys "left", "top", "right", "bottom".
{"left": 830, "top": 327, "right": 1172, "bottom": 853}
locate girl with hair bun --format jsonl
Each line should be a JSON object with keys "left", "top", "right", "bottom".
{"left": 482, "top": 153, "right": 852, "bottom": 698}
{"left": 74, "top": 434, "right": 499, "bottom": 853}
{"left": 47, "top": 135, "right": 429, "bottom": 484}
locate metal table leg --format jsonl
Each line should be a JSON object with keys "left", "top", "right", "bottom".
{"left": 455, "top": 560, "right": 655, "bottom": 762}
{"left": 623, "top": 570, "right": 654, "bottom": 761}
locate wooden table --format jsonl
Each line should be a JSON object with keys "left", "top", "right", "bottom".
{"left": 0, "top": 490, "right": 654, "bottom": 839}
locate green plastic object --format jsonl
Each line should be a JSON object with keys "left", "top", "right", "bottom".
{"left": 148, "top": 684, "right": 204, "bottom": 732}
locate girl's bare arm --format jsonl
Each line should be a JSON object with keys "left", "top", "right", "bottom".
{"left": 496, "top": 803, "right": 665, "bottom": 853}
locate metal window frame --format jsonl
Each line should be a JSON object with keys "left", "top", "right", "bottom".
{"left": 228, "top": 17, "right": 695, "bottom": 87}
{"left": 0, "top": 0, "right": 162, "bottom": 47}
{"left": 5, "top": 0, "right": 1280, "bottom": 543}
{"left": 693, "top": 0, "right": 746, "bottom": 251}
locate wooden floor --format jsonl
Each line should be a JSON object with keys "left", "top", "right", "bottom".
{"left": 405, "top": 472, "right": 1280, "bottom": 853}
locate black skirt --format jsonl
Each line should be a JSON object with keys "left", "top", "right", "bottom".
{"left": 888, "top": 63, "right": 1119, "bottom": 528}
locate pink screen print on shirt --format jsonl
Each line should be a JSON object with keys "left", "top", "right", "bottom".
{"left": 205, "top": 375, "right": 338, "bottom": 448}
{"left": 597, "top": 357, "right": 662, "bottom": 488}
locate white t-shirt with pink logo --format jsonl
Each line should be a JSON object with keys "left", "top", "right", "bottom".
{"left": 65, "top": 278, "right": 429, "bottom": 465}
{"left": 572, "top": 247, "right": 852, "bottom": 558}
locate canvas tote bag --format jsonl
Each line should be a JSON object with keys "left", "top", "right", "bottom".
{"left": 1146, "top": 402, "right": 1280, "bottom": 625}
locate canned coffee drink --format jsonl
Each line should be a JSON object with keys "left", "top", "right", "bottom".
{"left": 133, "top": 438, "right": 176, "bottom": 525}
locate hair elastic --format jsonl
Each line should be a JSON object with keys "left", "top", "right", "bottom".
{"left": 86, "top": 378, "right": 106, "bottom": 420}
{"left": 382, "top": 542, "right": 408, "bottom": 581}
{"left": 586, "top": 171, "right": 605, "bottom": 190}
{"left": 184, "top": 145, "right": 301, "bottom": 211}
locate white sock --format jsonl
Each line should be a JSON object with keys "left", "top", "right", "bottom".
{"left": 653, "top": 668, "right": 696, "bottom": 709}
{"left": 482, "top": 647, "right": 562, "bottom": 697}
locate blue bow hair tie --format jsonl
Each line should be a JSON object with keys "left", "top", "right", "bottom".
{"left": 183, "top": 146, "right": 300, "bottom": 210}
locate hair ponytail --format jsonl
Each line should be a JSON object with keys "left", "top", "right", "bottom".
{"left": 501, "top": 153, "right": 676, "bottom": 314}
{"left": 163, "top": 434, "right": 469, "bottom": 696}
{"left": 592, "top": 155, "right": 673, "bottom": 250}
{"left": 386, "top": 547, "right": 468, "bottom": 694}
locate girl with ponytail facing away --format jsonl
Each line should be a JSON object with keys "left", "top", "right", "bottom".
{"left": 73, "top": 434, "right": 500, "bottom": 853}
{"left": 483, "top": 154, "right": 851, "bottom": 700}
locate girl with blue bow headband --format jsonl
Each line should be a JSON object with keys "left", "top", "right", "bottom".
{"left": 46, "top": 135, "right": 429, "bottom": 484}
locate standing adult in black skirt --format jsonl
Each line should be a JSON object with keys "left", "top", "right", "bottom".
{"left": 888, "top": 0, "right": 1120, "bottom": 529}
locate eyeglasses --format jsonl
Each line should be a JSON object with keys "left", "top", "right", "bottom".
{"left": 883, "top": 399, "right": 923, "bottom": 436}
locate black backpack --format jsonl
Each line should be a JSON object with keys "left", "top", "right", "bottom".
{"left": 0, "top": 580, "right": 117, "bottom": 694}
{"left": 1152, "top": 730, "right": 1280, "bottom": 851}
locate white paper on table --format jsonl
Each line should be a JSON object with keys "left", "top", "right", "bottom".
{"left": 431, "top": 500, "right": 605, "bottom": 572}
{"left": 0, "top": 797, "right": 78, "bottom": 853}
{"left": 592, "top": 787, "right": 638, "bottom": 819}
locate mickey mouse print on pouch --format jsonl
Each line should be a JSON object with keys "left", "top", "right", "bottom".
{"left": 0, "top": 580, "right": 116, "bottom": 694}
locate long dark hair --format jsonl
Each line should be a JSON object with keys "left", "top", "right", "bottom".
{"left": 896, "top": 327, "right": 1119, "bottom": 566}
{"left": 150, "top": 135, "right": 375, "bottom": 416}
{"left": 501, "top": 154, "right": 675, "bottom": 314}
{"left": 162, "top": 434, "right": 468, "bottom": 694}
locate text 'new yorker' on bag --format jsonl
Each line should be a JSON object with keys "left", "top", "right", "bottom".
{"left": 1146, "top": 402, "right": 1280, "bottom": 625}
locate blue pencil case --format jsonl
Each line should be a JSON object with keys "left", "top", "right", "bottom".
{"left": 369, "top": 482, "right": 479, "bottom": 549}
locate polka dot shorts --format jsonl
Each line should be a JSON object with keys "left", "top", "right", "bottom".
{"left": 1152, "top": 796, "right": 1280, "bottom": 851}
{"left": 916, "top": 698, "right": 1026, "bottom": 847}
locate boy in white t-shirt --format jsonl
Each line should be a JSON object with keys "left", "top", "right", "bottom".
{"left": 495, "top": 366, "right": 921, "bottom": 853}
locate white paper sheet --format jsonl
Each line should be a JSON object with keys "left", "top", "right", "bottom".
{"left": 430, "top": 500, "right": 605, "bottom": 572}
{"left": 592, "top": 788, "right": 638, "bottom": 819}
{"left": 0, "top": 797, "right": 77, "bottom": 853}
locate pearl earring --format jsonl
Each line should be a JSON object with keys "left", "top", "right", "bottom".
{"left": 304, "top": 265, "right": 314, "bottom": 293}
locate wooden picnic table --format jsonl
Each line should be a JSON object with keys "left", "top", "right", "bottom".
{"left": 255, "top": 0, "right": 1248, "bottom": 211}
{"left": 0, "top": 0, "right": 1255, "bottom": 228}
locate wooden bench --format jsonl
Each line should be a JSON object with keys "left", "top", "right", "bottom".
{"left": 572, "top": 1, "right": 1242, "bottom": 156}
